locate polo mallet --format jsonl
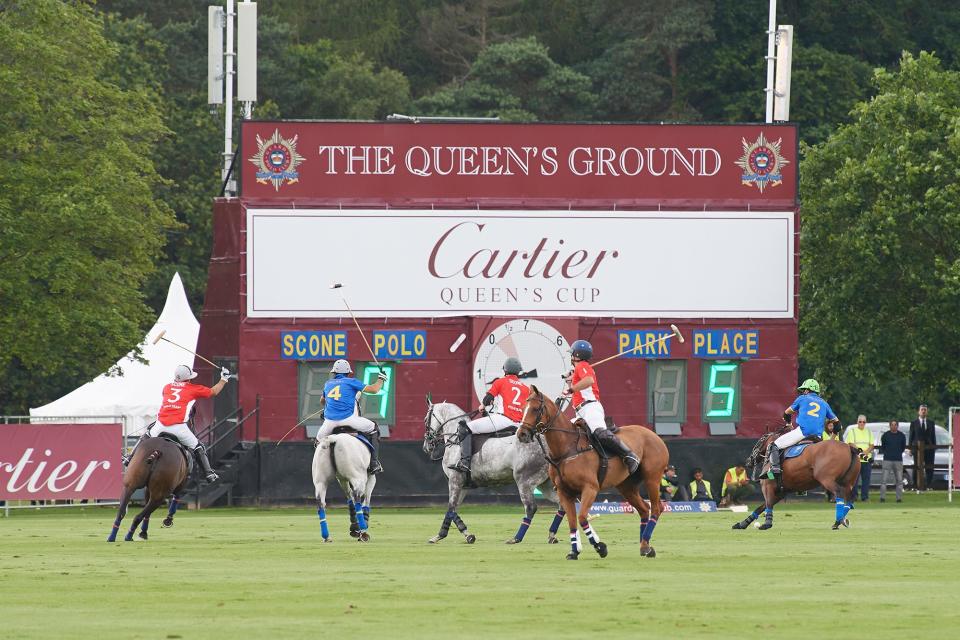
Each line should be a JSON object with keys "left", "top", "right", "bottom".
{"left": 591, "top": 324, "right": 685, "bottom": 368}
{"left": 276, "top": 407, "right": 324, "bottom": 447}
{"left": 330, "top": 283, "right": 382, "bottom": 372}
{"left": 152, "top": 329, "right": 231, "bottom": 375}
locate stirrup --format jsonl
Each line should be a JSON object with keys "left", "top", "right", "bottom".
{"left": 369, "top": 461, "right": 384, "bottom": 474}
{"left": 205, "top": 472, "right": 219, "bottom": 483}
{"left": 448, "top": 461, "right": 470, "bottom": 473}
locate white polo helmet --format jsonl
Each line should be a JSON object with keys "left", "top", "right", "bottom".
{"left": 330, "top": 359, "right": 352, "bottom": 374}
{"left": 174, "top": 364, "right": 198, "bottom": 382}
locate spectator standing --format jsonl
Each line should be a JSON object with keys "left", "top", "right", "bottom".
{"left": 688, "top": 468, "right": 714, "bottom": 502}
{"left": 719, "top": 465, "right": 752, "bottom": 506}
{"left": 878, "top": 420, "right": 907, "bottom": 503}
{"left": 909, "top": 404, "right": 937, "bottom": 490}
{"left": 660, "top": 465, "right": 690, "bottom": 501}
{"left": 844, "top": 415, "right": 874, "bottom": 501}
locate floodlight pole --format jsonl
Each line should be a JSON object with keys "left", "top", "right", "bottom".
{"left": 764, "top": 0, "right": 777, "bottom": 122}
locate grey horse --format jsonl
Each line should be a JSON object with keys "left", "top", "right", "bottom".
{"left": 422, "top": 399, "right": 563, "bottom": 544}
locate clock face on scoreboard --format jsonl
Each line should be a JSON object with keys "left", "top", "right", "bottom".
{"left": 473, "top": 319, "right": 571, "bottom": 403}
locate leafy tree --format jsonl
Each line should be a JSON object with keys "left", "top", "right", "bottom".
{"left": 415, "top": 36, "right": 594, "bottom": 121}
{"left": 800, "top": 52, "right": 960, "bottom": 419}
{"left": 0, "top": 0, "right": 176, "bottom": 413}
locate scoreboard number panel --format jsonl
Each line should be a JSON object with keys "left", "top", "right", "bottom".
{"left": 647, "top": 360, "right": 687, "bottom": 424}
{"left": 702, "top": 361, "right": 741, "bottom": 422}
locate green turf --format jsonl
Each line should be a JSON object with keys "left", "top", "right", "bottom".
{"left": 1, "top": 494, "right": 958, "bottom": 639}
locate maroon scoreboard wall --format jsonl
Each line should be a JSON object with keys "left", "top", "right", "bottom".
{"left": 197, "top": 121, "right": 799, "bottom": 441}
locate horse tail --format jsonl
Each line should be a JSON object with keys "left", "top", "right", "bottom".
{"left": 329, "top": 439, "right": 339, "bottom": 477}
{"left": 837, "top": 444, "right": 859, "bottom": 486}
{"left": 143, "top": 449, "right": 161, "bottom": 488}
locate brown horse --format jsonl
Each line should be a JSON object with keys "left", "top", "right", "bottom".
{"left": 517, "top": 387, "right": 670, "bottom": 560}
{"left": 107, "top": 436, "right": 190, "bottom": 542}
{"left": 731, "top": 425, "right": 861, "bottom": 531}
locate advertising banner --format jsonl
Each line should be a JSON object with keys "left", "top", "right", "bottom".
{"left": 588, "top": 500, "right": 718, "bottom": 515}
{"left": 247, "top": 209, "right": 794, "bottom": 318}
{"left": 241, "top": 122, "right": 798, "bottom": 207}
{"left": 0, "top": 424, "right": 122, "bottom": 500}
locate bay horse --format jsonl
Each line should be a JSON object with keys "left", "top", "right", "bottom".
{"left": 107, "top": 436, "right": 189, "bottom": 542}
{"left": 731, "top": 425, "right": 861, "bottom": 531}
{"left": 422, "top": 399, "right": 563, "bottom": 545}
{"left": 312, "top": 432, "right": 377, "bottom": 542}
{"left": 517, "top": 387, "right": 670, "bottom": 560}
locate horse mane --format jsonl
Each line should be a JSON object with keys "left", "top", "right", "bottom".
{"left": 746, "top": 424, "right": 793, "bottom": 469}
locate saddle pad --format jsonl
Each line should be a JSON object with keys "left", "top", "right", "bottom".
{"left": 330, "top": 427, "right": 374, "bottom": 452}
{"left": 784, "top": 443, "right": 812, "bottom": 459}
{"left": 473, "top": 426, "right": 518, "bottom": 453}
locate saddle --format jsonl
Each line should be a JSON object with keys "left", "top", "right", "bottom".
{"left": 330, "top": 426, "right": 374, "bottom": 453}
{"left": 472, "top": 426, "right": 517, "bottom": 453}
{"left": 156, "top": 432, "right": 193, "bottom": 474}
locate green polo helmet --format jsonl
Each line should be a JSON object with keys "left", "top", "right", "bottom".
{"left": 798, "top": 378, "right": 821, "bottom": 394}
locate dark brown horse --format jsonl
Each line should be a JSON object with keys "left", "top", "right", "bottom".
{"left": 107, "top": 436, "right": 190, "bottom": 542}
{"left": 517, "top": 387, "right": 670, "bottom": 560}
{"left": 731, "top": 425, "right": 861, "bottom": 531}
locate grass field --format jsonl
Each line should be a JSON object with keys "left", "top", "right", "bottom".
{"left": 2, "top": 494, "right": 958, "bottom": 639}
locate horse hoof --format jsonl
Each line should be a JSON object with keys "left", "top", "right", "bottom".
{"left": 465, "top": 534, "right": 477, "bottom": 544}
{"left": 732, "top": 522, "right": 746, "bottom": 530}
{"left": 138, "top": 531, "right": 148, "bottom": 541}
{"left": 350, "top": 530, "right": 361, "bottom": 539}
{"left": 547, "top": 534, "right": 558, "bottom": 544}
{"left": 322, "top": 537, "right": 333, "bottom": 543}
{"left": 641, "top": 546, "right": 656, "bottom": 558}
{"left": 843, "top": 518, "right": 850, "bottom": 528}
{"left": 358, "top": 532, "right": 370, "bottom": 542}
{"left": 428, "top": 535, "right": 445, "bottom": 544}
{"left": 505, "top": 537, "right": 521, "bottom": 545}
{"left": 566, "top": 552, "right": 579, "bottom": 560}
{"left": 758, "top": 522, "right": 773, "bottom": 530}
{"left": 123, "top": 535, "right": 134, "bottom": 542}
{"left": 595, "top": 542, "right": 608, "bottom": 558}
{"left": 161, "top": 517, "right": 174, "bottom": 528}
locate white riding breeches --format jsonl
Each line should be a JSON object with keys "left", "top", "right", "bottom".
{"left": 466, "top": 413, "right": 517, "bottom": 435}
{"left": 774, "top": 426, "right": 805, "bottom": 449}
{"left": 149, "top": 422, "right": 199, "bottom": 449}
{"left": 575, "top": 401, "right": 606, "bottom": 433}
{"left": 316, "top": 415, "right": 377, "bottom": 439}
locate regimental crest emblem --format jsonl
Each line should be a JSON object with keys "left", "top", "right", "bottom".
{"left": 248, "top": 129, "right": 305, "bottom": 191}
{"left": 734, "top": 132, "right": 789, "bottom": 193}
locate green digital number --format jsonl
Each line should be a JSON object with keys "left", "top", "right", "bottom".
{"left": 704, "top": 362, "right": 739, "bottom": 420}
{"left": 363, "top": 365, "right": 393, "bottom": 420}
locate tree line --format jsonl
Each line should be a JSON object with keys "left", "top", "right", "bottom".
{"left": 1, "top": 0, "right": 958, "bottom": 423}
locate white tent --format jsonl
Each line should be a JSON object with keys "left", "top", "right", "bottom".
{"left": 30, "top": 272, "right": 200, "bottom": 435}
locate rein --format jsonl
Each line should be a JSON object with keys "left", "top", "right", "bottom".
{"left": 423, "top": 405, "right": 479, "bottom": 463}
{"left": 525, "top": 393, "right": 594, "bottom": 472}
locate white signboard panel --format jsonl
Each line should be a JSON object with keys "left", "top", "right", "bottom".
{"left": 246, "top": 209, "right": 794, "bottom": 318}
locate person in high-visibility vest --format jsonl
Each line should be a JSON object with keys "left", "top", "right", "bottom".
{"left": 844, "top": 414, "right": 875, "bottom": 501}
{"left": 688, "top": 468, "right": 714, "bottom": 502}
{"left": 720, "top": 464, "right": 752, "bottom": 506}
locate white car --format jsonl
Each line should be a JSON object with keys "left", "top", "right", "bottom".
{"left": 842, "top": 421, "right": 952, "bottom": 488}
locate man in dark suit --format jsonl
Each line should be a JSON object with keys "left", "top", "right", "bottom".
{"left": 909, "top": 404, "right": 937, "bottom": 490}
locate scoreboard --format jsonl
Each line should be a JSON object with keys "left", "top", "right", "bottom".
{"left": 197, "top": 120, "right": 799, "bottom": 441}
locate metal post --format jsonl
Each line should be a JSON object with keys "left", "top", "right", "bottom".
{"left": 222, "top": 0, "right": 235, "bottom": 193}
{"left": 256, "top": 394, "right": 262, "bottom": 508}
{"left": 949, "top": 407, "right": 957, "bottom": 503}
{"left": 764, "top": 0, "right": 777, "bottom": 122}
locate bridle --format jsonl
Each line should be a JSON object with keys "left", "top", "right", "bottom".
{"left": 422, "top": 401, "right": 477, "bottom": 463}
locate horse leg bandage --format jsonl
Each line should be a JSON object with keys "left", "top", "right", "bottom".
{"left": 317, "top": 507, "right": 329, "bottom": 539}
{"left": 549, "top": 510, "right": 564, "bottom": 535}
{"left": 640, "top": 517, "right": 649, "bottom": 542}
{"left": 452, "top": 513, "right": 468, "bottom": 533}
{"left": 569, "top": 528, "right": 582, "bottom": 554}
{"left": 514, "top": 517, "right": 532, "bottom": 541}
{"left": 580, "top": 519, "right": 601, "bottom": 546}
{"left": 641, "top": 515, "right": 659, "bottom": 542}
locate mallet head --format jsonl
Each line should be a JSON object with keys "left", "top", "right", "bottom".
{"left": 670, "top": 324, "right": 685, "bottom": 343}
{"left": 152, "top": 329, "right": 167, "bottom": 345}
{"left": 329, "top": 283, "right": 343, "bottom": 290}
